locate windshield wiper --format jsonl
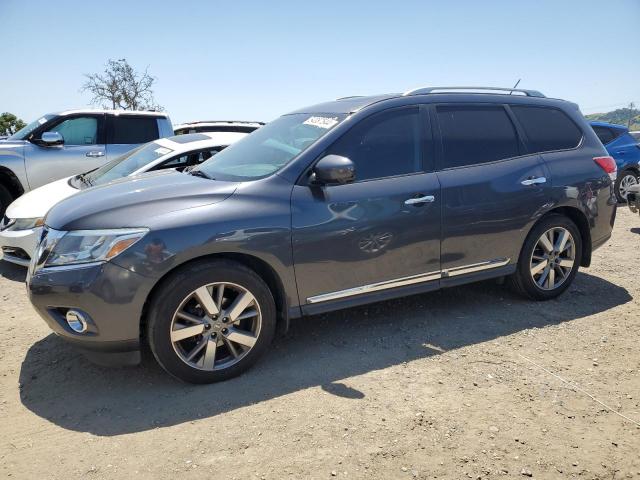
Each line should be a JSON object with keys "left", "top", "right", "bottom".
{"left": 77, "top": 173, "right": 93, "bottom": 186}
{"left": 188, "top": 170, "right": 214, "bottom": 180}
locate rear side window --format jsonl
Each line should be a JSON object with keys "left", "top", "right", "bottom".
{"left": 327, "top": 107, "right": 422, "bottom": 182}
{"left": 108, "top": 116, "right": 159, "bottom": 144}
{"left": 436, "top": 105, "right": 520, "bottom": 168}
{"left": 592, "top": 126, "right": 616, "bottom": 145}
{"left": 511, "top": 106, "right": 582, "bottom": 153}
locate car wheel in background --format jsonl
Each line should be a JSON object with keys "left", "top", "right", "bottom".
{"left": 508, "top": 214, "right": 582, "bottom": 301}
{"left": 148, "top": 259, "right": 276, "bottom": 384}
{"left": 0, "top": 184, "right": 13, "bottom": 218}
{"left": 614, "top": 170, "right": 639, "bottom": 203}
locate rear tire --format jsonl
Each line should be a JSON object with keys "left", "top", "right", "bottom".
{"left": 0, "top": 184, "right": 13, "bottom": 218}
{"left": 614, "top": 169, "right": 639, "bottom": 203}
{"left": 147, "top": 259, "right": 276, "bottom": 384}
{"left": 508, "top": 214, "right": 582, "bottom": 301}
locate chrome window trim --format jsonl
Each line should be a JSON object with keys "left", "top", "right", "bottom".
{"left": 306, "top": 257, "right": 510, "bottom": 304}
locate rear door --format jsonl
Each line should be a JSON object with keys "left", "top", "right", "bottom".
{"left": 291, "top": 106, "right": 442, "bottom": 307}
{"left": 434, "top": 103, "right": 550, "bottom": 277}
{"left": 24, "top": 113, "right": 106, "bottom": 189}
{"left": 106, "top": 115, "right": 160, "bottom": 161}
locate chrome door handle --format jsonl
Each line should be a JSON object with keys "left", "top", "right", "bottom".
{"left": 405, "top": 195, "right": 435, "bottom": 205}
{"left": 521, "top": 176, "right": 546, "bottom": 186}
{"left": 86, "top": 151, "right": 105, "bottom": 158}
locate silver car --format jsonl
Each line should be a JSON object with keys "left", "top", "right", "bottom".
{"left": 0, "top": 109, "right": 173, "bottom": 215}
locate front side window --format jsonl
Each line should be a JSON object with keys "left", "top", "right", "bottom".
{"left": 83, "top": 141, "right": 173, "bottom": 186}
{"left": 197, "top": 113, "right": 346, "bottom": 181}
{"left": 437, "top": 105, "right": 520, "bottom": 169}
{"left": 511, "top": 106, "right": 582, "bottom": 153}
{"left": 46, "top": 116, "right": 98, "bottom": 145}
{"left": 108, "top": 116, "right": 159, "bottom": 144}
{"left": 159, "top": 147, "right": 224, "bottom": 170}
{"left": 325, "top": 107, "right": 422, "bottom": 182}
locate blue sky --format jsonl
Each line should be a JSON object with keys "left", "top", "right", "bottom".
{"left": 1, "top": 0, "right": 638, "bottom": 125}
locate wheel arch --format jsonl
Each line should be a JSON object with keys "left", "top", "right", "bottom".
{"left": 526, "top": 206, "right": 592, "bottom": 268}
{"left": 0, "top": 166, "right": 25, "bottom": 200}
{"left": 140, "top": 252, "right": 290, "bottom": 342}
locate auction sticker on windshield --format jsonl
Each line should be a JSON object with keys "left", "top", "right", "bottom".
{"left": 303, "top": 116, "right": 339, "bottom": 129}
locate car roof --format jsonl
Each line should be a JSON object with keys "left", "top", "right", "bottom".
{"left": 174, "top": 120, "right": 265, "bottom": 129}
{"left": 288, "top": 87, "right": 573, "bottom": 115}
{"left": 589, "top": 120, "right": 629, "bottom": 132}
{"left": 54, "top": 109, "right": 169, "bottom": 118}
{"left": 152, "top": 131, "right": 247, "bottom": 154}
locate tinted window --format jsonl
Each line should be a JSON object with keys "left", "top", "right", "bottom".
{"left": 437, "top": 105, "right": 520, "bottom": 168}
{"left": 45, "top": 116, "right": 98, "bottom": 145}
{"left": 592, "top": 126, "right": 616, "bottom": 145}
{"left": 511, "top": 106, "right": 582, "bottom": 153}
{"left": 160, "top": 147, "right": 225, "bottom": 170}
{"left": 327, "top": 107, "right": 422, "bottom": 181}
{"left": 108, "top": 116, "right": 159, "bottom": 144}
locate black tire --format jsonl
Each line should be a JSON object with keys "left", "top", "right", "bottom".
{"left": 0, "top": 184, "right": 13, "bottom": 218}
{"left": 614, "top": 169, "right": 639, "bottom": 203}
{"left": 147, "top": 259, "right": 276, "bottom": 384}
{"left": 508, "top": 214, "right": 582, "bottom": 301}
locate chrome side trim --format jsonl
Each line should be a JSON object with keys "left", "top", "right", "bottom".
{"left": 306, "top": 270, "right": 441, "bottom": 304}
{"left": 443, "top": 257, "right": 510, "bottom": 277}
{"left": 305, "top": 257, "right": 512, "bottom": 304}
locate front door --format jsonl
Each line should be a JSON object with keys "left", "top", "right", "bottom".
{"left": 433, "top": 103, "right": 551, "bottom": 275}
{"left": 291, "top": 106, "right": 441, "bottom": 306}
{"left": 25, "top": 114, "right": 106, "bottom": 189}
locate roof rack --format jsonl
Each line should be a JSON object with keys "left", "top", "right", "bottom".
{"left": 402, "top": 86, "right": 546, "bottom": 98}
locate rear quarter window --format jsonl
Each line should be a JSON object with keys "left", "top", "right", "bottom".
{"left": 511, "top": 106, "right": 582, "bottom": 153}
{"left": 108, "top": 116, "right": 159, "bottom": 144}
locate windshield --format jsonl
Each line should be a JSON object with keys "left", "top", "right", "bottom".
{"left": 9, "top": 114, "right": 55, "bottom": 140}
{"left": 82, "top": 141, "right": 174, "bottom": 186}
{"left": 195, "top": 113, "right": 346, "bottom": 181}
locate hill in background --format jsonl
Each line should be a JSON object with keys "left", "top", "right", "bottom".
{"left": 585, "top": 106, "right": 639, "bottom": 131}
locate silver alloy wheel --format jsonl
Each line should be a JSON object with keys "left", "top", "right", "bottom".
{"left": 619, "top": 173, "right": 638, "bottom": 201}
{"left": 170, "top": 282, "right": 262, "bottom": 371}
{"left": 529, "top": 227, "right": 576, "bottom": 291}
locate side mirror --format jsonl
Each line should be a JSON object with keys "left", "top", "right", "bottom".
{"left": 40, "top": 131, "right": 64, "bottom": 146}
{"left": 311, "top": 154, "right": 355, "bottom": 186}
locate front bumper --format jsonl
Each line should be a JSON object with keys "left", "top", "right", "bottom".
{"left": 27, "top": 261, "right": 155, "bottom": 366}
{"left": 0, "top": 226, "right": 41, "bottom": 266}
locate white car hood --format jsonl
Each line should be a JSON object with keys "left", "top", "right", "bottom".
{"left": 6, "top": 176, "right": 78, "bottom": 219}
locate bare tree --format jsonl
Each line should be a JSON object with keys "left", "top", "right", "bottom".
{"left": 82, "top": 59, "right": 162, "bottom": 111}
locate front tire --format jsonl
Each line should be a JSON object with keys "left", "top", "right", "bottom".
{"left": 614, "top": 169, "right": 639, "bottom": 203}
{"left": 509, "top": 214, "right": 582, "bottom": 301}
{"left": 147, "top": 259, "right": 276, "bottom": 384}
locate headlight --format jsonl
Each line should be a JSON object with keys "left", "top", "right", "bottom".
{"left": 44, "top": 228, "right": 148, "bottom": 267}
{"left": 7, "top": 217, "right": 44, "bottom": 231}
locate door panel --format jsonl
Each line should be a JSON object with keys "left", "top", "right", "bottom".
{"left": 438, "top": 154, "right": 549, "bottom": 271}
{"left": 24, "top": 114, "right": 106, "bottom": 189}
{"left": 291, "top": 173, "right": 441, "bottom": 303}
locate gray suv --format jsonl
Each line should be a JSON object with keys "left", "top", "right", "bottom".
{"left": 27, "top": 87, "right": 617, "bottom": 384}
{"left": 0, "top": 109, "right": 173, "bottom": 214}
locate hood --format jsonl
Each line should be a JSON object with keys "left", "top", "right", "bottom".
{"left": 45, "top": 170, "right": 238, "bottom": 231}
{"left": 6, "top": 176, "right": 78, "bottom": 219}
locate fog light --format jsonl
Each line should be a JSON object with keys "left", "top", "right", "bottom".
{"left": 65, "top": 310, "right": 88, "bottom": 333}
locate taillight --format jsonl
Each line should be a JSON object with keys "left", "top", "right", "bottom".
{"left": 593, "top": 156, "right": 617, "bottom": 180}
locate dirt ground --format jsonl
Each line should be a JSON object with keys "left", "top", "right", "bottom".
{"left": 0, "top": 209, "right": 638, "bottom": 480}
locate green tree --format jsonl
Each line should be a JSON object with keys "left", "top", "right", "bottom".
{"left": 81, "top": 58, "right": 162, "bottom": 111}
{"left": 0, "top": 112, "right": 26, "bottom": 136}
